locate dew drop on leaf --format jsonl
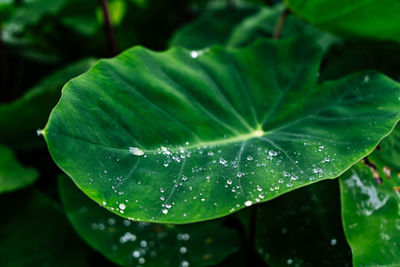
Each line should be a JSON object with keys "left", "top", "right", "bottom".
{"left": 129, "top": 147, "right": 145, "bottom": 156}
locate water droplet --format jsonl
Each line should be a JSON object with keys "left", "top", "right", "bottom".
{"left": 237, "top": 172, "right": 245, "bottom": 178}
{"left": 181, "top": 260, "right": 189, "bottom": 267}
{"left": 244, "top": 200, "right": 252, "bottom": 207}
{"left": 138, "top": 258, "right": 145, "bottom": 264}
{"left": 162, "top": 209, "right": 168, "bottom": 214}
{"left": 36, "top": 129, "right": 43, "bottom": 136}
{"left": 190, "top": 51, "right": 199, "bottom": 58}
{"left": 140, "top": 240, "right": 147, "bottom": 247}
{"left": 120, "top": 232, "right": 136, "bottom": 243}
{"left": 268, "top": 150, "right": 278, "bottom": 157}
{"left": 119, "top": 203, "right": 126, "bottom": 210}
{"left": 132, "top": 250, "right": 140, "bottom": 258}
{"left": 219, "top": 158, "right": 227, "bottom": 165}
{"left": 227, "top": 179, "right": 233, "bottom": 185}
{"left": 129, "top": 147, "right": 145, "bottom": 156}
{"left": 313, "top": 167, "right": 323, "bottom": 174}
{"left": 247, "top": 155, "right": 253, "bottom": 161}
{"left": 180, "top": 246, "right": 187, "bottom": 254}
{"left": 330, "top": 238, "right": 337, "bottom": 246}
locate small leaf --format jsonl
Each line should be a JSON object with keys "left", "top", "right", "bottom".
{"left": 0, "top": 144, "right": 38, "bottom": 194}
{"left": 284, "top": 0, "right": 400, "bottom": 43}
{"left": 340, "top": 126, "right": 400, "bottom": 266}
{"left": 43, "top": 38, "right": 400, "bottom": 223}
{"left": 59, "top": 176, "right": 239, "bottom": 266}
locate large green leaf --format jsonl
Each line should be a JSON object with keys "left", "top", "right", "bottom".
{"left": 0, "top": 58, "right": 96, "bottom": 150}
{"left": 284, "top": 0, "right": 400, "bottom": 43}
{"left": 43, "top": 38, "right": 400, "bottom": 223}
{"left": 340, "top": 127, "right": 400, "bottom": 266}
{"left": 0, "top": 189, "right": 90, "bottom": 266}
{"left": 254, "top": 180, "right": 351, "bottom": 266}
{"left": 0, "top": 145, "right": 38, "bottom": 194}
{"left": 59, "top": 176, "right": 239, "bottom": 266}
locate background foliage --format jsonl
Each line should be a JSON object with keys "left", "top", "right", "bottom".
{"left": 1, "top": 0, "right": 399, "bottom": 266}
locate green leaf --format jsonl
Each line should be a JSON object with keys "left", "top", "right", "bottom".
{"left": 169, "top": 7, "right": 258, "bottom": 50}
{"left": 59, "top": 175, "right": 239, "bottom": 266}
{"left": 0, "top": 58, "right": 96, "bottom": 150}
{"left": 340, "top": 126, "right": 400, "bottom": 266}
{"left": 284, "top": 0, "right": 400, "bottom": 43}
{"left": 43, "top": 38, "right": 400, "bottom": 223}
{"left": 0, "top": 189, "right": 90, "bottom": 266}
{"left": 170, "top": 5, "right": 339, "bottom": 51}
{"left": 0, "top": 144, "right": 38, "bottom": 194}
{"left": 227, "top": 5, "right": 340, "bottom": 51}
{"left": 254, "top": 180, "right": 351, "bottom": 266}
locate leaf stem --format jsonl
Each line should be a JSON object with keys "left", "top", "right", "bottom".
{"left": 99, "top": 0, "right": 118, "bottom": 57}
{"left": 273, "top": 8, "right": 290, "bottom": 39}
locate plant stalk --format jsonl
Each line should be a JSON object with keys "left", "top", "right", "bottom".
{"left": 273, "top": 8, "right": 290, "bottom": 39}
{"left": 99, "top": 0, "right": 118, "bottom": 57}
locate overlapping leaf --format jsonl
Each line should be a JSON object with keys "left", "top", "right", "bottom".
{"left": 43, "top": 38, "right": 400, "bottom": 223}
{"left": 0, "top": 189, "right": 90, "bottom": 266}
{"left": 170, "top": 4, "right": 339, "bottom": 51}
{"left": 59, "top": 176, "right": 239, "bottom": 266}
{"left": 340, "top": 125, "right": 400, "bottom": 266}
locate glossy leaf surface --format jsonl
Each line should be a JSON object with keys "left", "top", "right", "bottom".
{"left": 0, "top": 145, "right": 38, "bottom": 194}
{"left": 340, "top": 126, "right": 400, "bottom": 266}
{"left": 43, "top": 38, "right": 400, "bottom": 223}
{"left": 59, "top": 176, "right": 239, "bottom": 266}
{"left": 284, "top": 0, "right": 400, "bottom": 43}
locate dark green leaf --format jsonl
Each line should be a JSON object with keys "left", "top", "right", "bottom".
{"left": 170, "top": 4, "right": 339, "bottom": 51}
{"left": 0, "top": 189, "right": 90, "bottom": 266}
{"left": 227, "top": 5, "right": 340, "bottom": 50}
{"left": 0, "top": 58, "right": 96, "bottom": 150}
{"left": 59, "top": 176, "right": 239, "bottom": 266}
{"left": 0, "top": 145, "right": 38, "bottom": 194}
{"left": 169, "top": 7, "right": 258, "bottom": 50}
{"left": 254, "top": 180, "right": 351, "bottom": 266}
{"left": 43, "top": 38, "right": 400, "bottom": 223}
{"left": 284, "top": 0, "right": 400, "bottom": 43}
